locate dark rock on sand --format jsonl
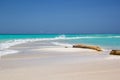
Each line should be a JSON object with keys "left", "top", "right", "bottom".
{"left": 73, "top": 44, "right": 102, "bottom": 51}
{"left": 110, "top": 50, "right": 120, "bottom": 55}
{"left": 65, "top": 46, "right": 68, "bottom": 48}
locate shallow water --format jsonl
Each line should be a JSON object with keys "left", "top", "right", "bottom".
{"left": 0, "top": 34, "right": 120, "bottom": 56}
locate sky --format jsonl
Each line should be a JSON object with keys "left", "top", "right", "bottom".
{"left": 0, "top": 0, "right": 120, "bottom": 34}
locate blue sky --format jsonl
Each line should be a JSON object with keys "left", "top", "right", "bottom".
{"left": 0, "top": 0, "right": 120, "bottom": 34}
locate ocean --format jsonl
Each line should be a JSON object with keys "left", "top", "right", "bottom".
{"left": 0, "top": 34, "right": 120, "bottom": 57}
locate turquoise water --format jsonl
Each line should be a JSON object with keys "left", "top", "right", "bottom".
{"left": 0, "top": 34, "right": 59, "bottom": 40}
{"left": 0, "top": 34, "right": 120, "bottom": 48}
{"left": 0, "top": 34, "right": 120, "bottom": 56}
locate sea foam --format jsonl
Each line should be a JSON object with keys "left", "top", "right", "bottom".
{"left": 52, "top": 42, "right": 73, "bottom": 47}
{"left": 0, "top": 50, "right": 18, "bottom": 57}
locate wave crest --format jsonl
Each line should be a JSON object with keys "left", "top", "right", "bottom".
{"left": 55, "top": 35, "right": 66, "bottom": 39}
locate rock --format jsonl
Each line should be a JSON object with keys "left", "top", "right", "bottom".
{"left": 110, "top": 50, "right": 120, "bottom": 55}
{"left": 65, "top": 46, "right": 68, "bottom": 48}
{"left": 73, "top": 44, "right": 102, "bottom": 51}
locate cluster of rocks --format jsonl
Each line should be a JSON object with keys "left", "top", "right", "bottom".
{"left": 72, "top": 44, "right": 120, "bottom": 55}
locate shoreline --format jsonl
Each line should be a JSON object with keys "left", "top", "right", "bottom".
{"left": 1, "top": 34, "right": 120, "bottom": 57}
{"left": 0, "top": 40, "right": 120, "bottom": 80}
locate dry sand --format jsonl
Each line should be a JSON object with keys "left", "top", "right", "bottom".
{"left": 0, "top": 47, "right": 120, "bottom": 80}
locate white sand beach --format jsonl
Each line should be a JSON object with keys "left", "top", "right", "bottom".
{"left": 0, "top": 44, "right": 120, "bottom": 80}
